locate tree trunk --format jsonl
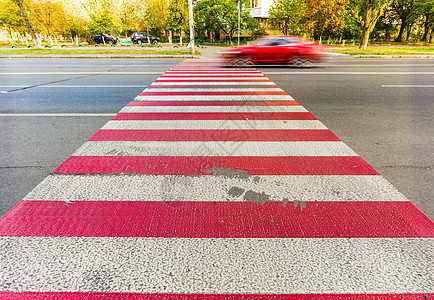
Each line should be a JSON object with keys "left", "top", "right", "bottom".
{"left": 395, "top": 17, "right": 406, "bottom": 42}
{"left": 421, "top": 15, "right": 431, "bottom": 42}
{"left": 406, "top": 22, "right": 413, "bottom": 41}
{"left": 359, "top": 0, "right": 373, "bottom": 49}
{"left": 429, "top": 24, "right": 434, "bottom": 43}
{"left": 146, "top": 26, "right": 150, "bottom": 44}
{"left": 17, "top": 0, "right": 41, "bottom": 48}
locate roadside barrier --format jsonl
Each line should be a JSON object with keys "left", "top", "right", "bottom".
{"left": 11, "top": 45, "right": 16, "bottom": 48}
{"left": 44, "top": 44, "right": 51, "bottom": 48}
{"left": 141, "top": 44, "right": 147, "bottom": 48}
{"left": 78, "top": 44, "right": 84, "bottom": 47}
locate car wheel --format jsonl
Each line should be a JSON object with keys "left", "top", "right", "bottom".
{"left": 289, "top": 55, "right": 313, "bottom": 68}
{"left": 138, "top": 39, "right": 143, "bottom": 45}
{"left": 233, "top": 56, "right": 254, "bottom": 67}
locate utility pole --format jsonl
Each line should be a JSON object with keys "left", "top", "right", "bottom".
{"left": 237, "top": 0, "right": 240, "bottom": 47}
{"left": 188, "top": 0, "right": 194, "bottom": 55}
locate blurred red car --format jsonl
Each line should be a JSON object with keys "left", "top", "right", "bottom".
{"left": 221, "top": 36, "right": 325, "bottom": 67}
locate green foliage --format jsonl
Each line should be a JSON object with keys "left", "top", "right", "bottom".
{"left": 194, "top": 0, "right": 254, "bottom": 41}
{"left": 166, "top": 0, "right": 188, "bottom": 32}
{"left": 0, "top": 0, "right": 27, "bottom": 33}
{"left": 268, "top": 0, "right": 306, "bottom": 36}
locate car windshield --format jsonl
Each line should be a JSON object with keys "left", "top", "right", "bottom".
{"left": 250, "top": 37, "right": 274, "bottom": 46}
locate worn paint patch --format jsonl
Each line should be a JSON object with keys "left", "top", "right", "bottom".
{"left": 227, "top": 187, "right": 245, "bottom": 198}
{"left": 206, "top": 167, "right": 251, "bottom": 179}
{"left": 244, "top": 190, "right": 271, "bottom": 205}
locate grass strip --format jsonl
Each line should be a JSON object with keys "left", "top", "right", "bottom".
{"left": 329, "top": 47, "right": 434, "bottom": 55}
{"left": 0, "top": 48, "right": 200, "bottom": 55}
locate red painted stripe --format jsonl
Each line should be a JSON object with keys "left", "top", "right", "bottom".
{"left": 138, "top": 91, "right": 287, "bottom": 96}
{"left": 88, "top": 129, "right": 340, "bottom": 142}
{"left": 160, "top": 75, "right": 266, "bottom": 78}
{"left": 164, "top": 71, "right": 262, "bottom": 74}
{"left": 154, "top": 79, "right": 272, "bottom": 82}
{"left": 1, "top": 201, "right": 433, "bottom": 238}
{"left": 0, "top": 293, "right": 431, "bottom": 300}
{"left": 146, "top": 85, "right": 279, "bottom": 88}
{"left": 127, "top": 100, "right": 299, "bottom": 106}
{"left": 111, "top": 112, "right": 316, "bottom": 120}
{"left": 53, "top": 156, "right": 378, "bottom": 175}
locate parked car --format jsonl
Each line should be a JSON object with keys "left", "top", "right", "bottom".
{"left": 131, "top": 32, "right": 160, "bottom": 44}
{"left": 92, "top": 34, "right": 118, "bottom": 45}
{"left": 221, "top": 36, "right": 325, "bottom": 67}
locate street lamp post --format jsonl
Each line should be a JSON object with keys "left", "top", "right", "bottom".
{"left": 188, "top": 0, "right": 194, "bottom": 55}
{"left": 237, "top": 0, "right": 240, "bottom": 47}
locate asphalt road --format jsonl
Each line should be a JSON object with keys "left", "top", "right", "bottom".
{"left": 0, "top": 57, "right": 432, "bottom": 219}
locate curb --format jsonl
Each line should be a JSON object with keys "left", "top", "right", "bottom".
{"left": 352, "top": 55, "right": 434, "bottom": 59}
{"left": 0, "top": 54, "right": 200, "bottom": 59}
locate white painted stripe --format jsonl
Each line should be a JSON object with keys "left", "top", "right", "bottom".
{"left": 162, "top": 74, "right": 265, "bottom": 77}
{"left": 151, "top": 81, "right": 276, "bottom": 85}
{"left": 263, "top": 71, "right": 434, "bottom": 75}
{"left": 382, "top": 85, "right": 434, "bottom": 88}
{"left": 73, "top": 141, "right": 357, "bottom": 157}
{"left": 24, "top": 174, "right": 408, "bottom": 202}
{"left": 0, "top": 72, "right": 163, "bottom": 75}
{"left": 0, "top": 85, "right": 148, "bottom": 88}
{"left": 1, "top": 237, "right": 432, "bottom": 293}
{"left": 144, "top": 88, "right": 284, "bottom": 92}
{"left": 153, "top": 77, "right": 268, "bottom": 80}
{"left": 102, "top": 120, "right": 327, "bottom": 130}
{"left": 134, "top": 95, "right": 294, "bottom": 101}
{"left": 0, "top": 113, "right": 115, "bottom": 117}
{"left": 119, "top": 106, "right": 306, "bottom": 113}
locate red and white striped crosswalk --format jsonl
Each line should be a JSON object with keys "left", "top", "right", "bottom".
{"left": 0, "top": 60, "right": 433, "bottom": 299}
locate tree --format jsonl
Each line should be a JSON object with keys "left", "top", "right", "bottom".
{"left": 391, "top": 0, "right": 417, "bottom": 42}
{"left": 30, "top": 0, "right": 67, "bottom": 38}
{"left": 141, "top": 0, "right": 168, "bottom": 42}
{"left": 82, "top": 0, "right": 114, "bottom": 34}
{"left": 416, "top": 0, "right": 434, "bottom": 42}
{"left": 268, "top": 0, "right": 307, "bottom": 36}
{"left": 359, "top": 0, "right": 393, "bottom": 49}
{"left": 0, "top": 0, "right": 27, "bottom": 34}
{"left": 10, "top": 0, "right": 41, "bottom": 47}
{"left": 166, "top": 0, "right": 188, "bottom": 43}
{"left": 305, "top": 0, "right": 350, "bottom": 40}
{"left": 194, "top": 0, "right": 254, "bottom": 43}
{"left": 114, "top": 0, "right": 144, "bottom": 37}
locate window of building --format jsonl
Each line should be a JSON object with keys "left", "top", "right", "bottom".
{"left": 251, "top": 0, "right": 259, "bottom": 8}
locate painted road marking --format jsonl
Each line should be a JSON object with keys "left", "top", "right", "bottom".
{"left": 263, "top": 71, "right": 434, "bottom": 75}
{"left": 24, "top": 174, "right": 409, "bottom": 202}
{"left": 126, "top": 100, "right": 299, "bottom": 106}
{"left": 2, "top": 201, "right": 431, "bottom": 238}
{"left": 0, "top": 85, "right": 149, "bottom": 88}
{"left": 72, "top": 141, "right": 357, "bottom": 157}
{"left": 382, "top": 85, "right": 434, "bottom": 88}
{"left": 151, "top": 81, "right": 277, "bottom": 85}
{"left": 111, "top": 112, "right": 315, "bottom": 120}
{"left": 0, "top": 113, "right": 115, "bottom": 117}
{"left": 102, "top": 120, "right": 329, "bottom": 130}
{"left": 89, "top": 129, "right": 339, "bottom": 141}
{"left": 0, "top": 237, "right": 432, "bottom": 293}
{"left": 135, "top": 95, "right": 294, "bottom": 101}
{"left": 54, "top": 156, "right": 377, "bottom": 175}
{"left": 119, "top": 106, "right": 308, "bottom": 113}
{"left": 142, "top": 87, "right": 285, "bottom": 92}
{"left": 1, "top": 59, "right": 433, "bottom": 298}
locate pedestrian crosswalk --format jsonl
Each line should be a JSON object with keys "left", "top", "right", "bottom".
{"left": 0, "top": 59, "right": 432, "bottom": 298}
